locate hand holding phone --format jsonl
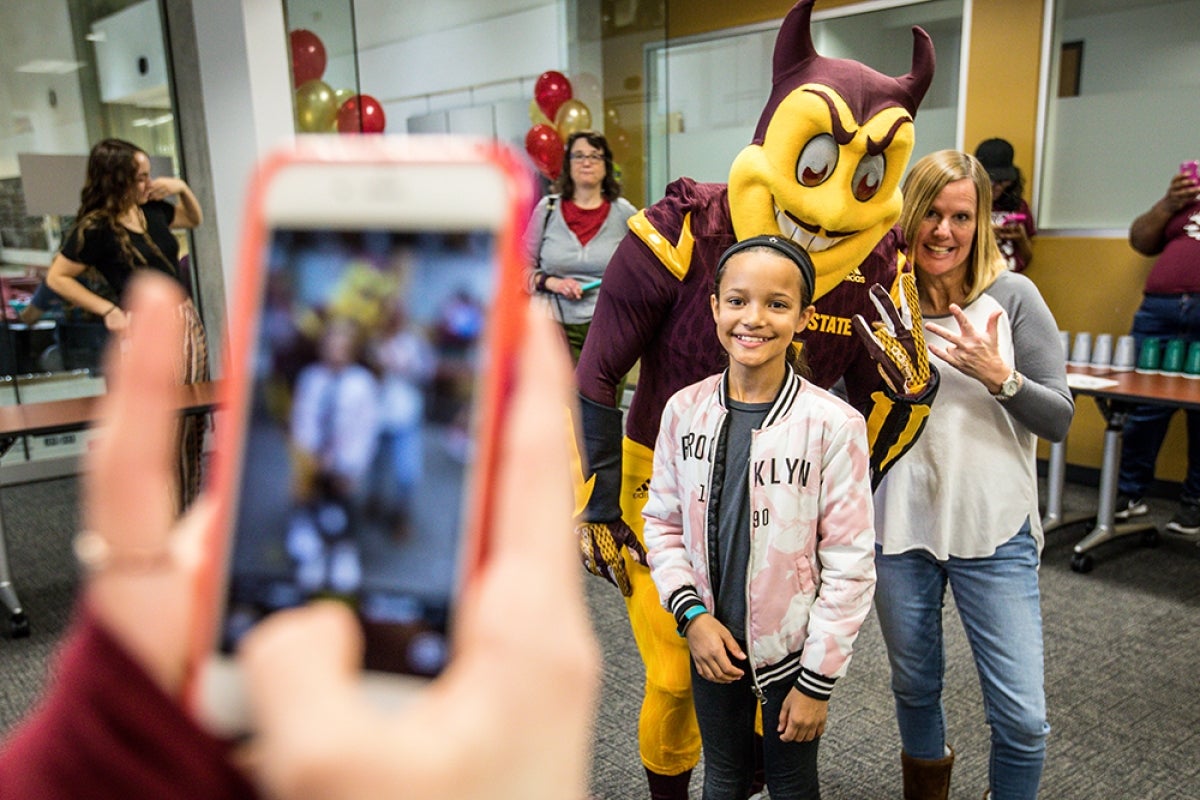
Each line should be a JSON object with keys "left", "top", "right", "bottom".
{"left": 238, "top": 306, "right": 599, "bottom": 800}
{"left": 192, "top": 137, "right": 535, "bottom": 735}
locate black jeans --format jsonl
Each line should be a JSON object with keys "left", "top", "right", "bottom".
{"left": 690, "top": 656, "right": 820, "bottom": 800}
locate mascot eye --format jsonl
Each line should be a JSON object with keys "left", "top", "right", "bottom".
{"left": 795, "top": 134, "right": 839, "bottom": 187}
{"left": 851, "top": 154, "right": 886, "bottom": 202}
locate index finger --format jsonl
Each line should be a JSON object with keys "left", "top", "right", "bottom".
{"left": 86, "top": 274, "right": 185, "bottom": 552}
{"left": 492, "top": 306, "right": 576, "bottom": 572}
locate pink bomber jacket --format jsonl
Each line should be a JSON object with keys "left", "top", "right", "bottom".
{"left": 644, "top": 369, "right": 876, "bottom": 698}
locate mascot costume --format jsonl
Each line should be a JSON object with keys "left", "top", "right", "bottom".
{"left": 574, "top": 2, "right": 937, "bottom": 797}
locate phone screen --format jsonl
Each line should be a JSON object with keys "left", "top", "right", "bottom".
{"left": 218, "top": 226, "right": 496, "bottom": 677}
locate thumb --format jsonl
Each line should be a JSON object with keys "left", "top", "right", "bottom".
{"left": 986, "top": 309, "right": 1004, "bottom": 341}
{"left": 240, "top": 602, "right": 364, "bottom": 730}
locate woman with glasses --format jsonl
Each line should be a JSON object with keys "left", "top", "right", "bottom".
{"left": 527, "top": 130, "right": 637, "bottom": 363}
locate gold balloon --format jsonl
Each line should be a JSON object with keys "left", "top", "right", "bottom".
{"left": 554, "top": 98, "right": 592, "bottom": 142}
{"left": 294, "top": 79, "right": 338, "bottom": 133}
{"left": 529, "top": 98, "right": 552, "bottom": 127}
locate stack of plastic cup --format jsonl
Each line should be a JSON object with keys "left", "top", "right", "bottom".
{"left": 1136, "top": 338, "right": 1161, "bottom": 374}
{"left": 1112, "top": 335, "right": 1137, "bottom": 372}
{"left": 1186, "top": 342, "right": 1200, "bottom": 380}
{"left": 1161, "top": 339, "right": 1187, "bottom": 375}
{"left": 1069, "top": 332, "right": 1092, "bottom": 367}
{"left": 1090, "top": 334, "right": 1113, "bottom": 367}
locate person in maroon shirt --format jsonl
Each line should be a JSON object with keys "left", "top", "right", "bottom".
{"left": 0, "top": 275, "right": 599, "bottom": 800}
{"left": 1115, "top": 165, "right": 1200, "bottom": 535}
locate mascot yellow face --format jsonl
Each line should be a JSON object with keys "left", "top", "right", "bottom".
{"left": 729, "top": 0, "right": 935, "bottom": 300}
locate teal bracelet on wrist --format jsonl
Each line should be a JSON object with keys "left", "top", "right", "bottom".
{"left": 678, "top": 605, "right": 708, "bottom": 637}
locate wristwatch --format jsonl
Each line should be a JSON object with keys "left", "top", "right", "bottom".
{"left": 993, "top": 370, "right": 1023, "bottom": 401}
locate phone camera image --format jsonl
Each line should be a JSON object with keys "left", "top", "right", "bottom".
{"left": 222, "top": 228, "right": 495, "bottom": 677}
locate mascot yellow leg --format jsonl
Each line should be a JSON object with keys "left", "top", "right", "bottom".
{"left": 619, "top": 438, "right": 701, "bottom": 780}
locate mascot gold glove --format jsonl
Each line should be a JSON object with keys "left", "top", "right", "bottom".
{"left": 853, "top": 263, "right": 932, "bottom": 397}
{"left": 852, "top": 263, "right": 939, "bottom": 486}
{"left": 577, "top": 395, "right": 647, "bottom": 595}
{"left": 578, "top": 519, "right": 647, "bottom": 597}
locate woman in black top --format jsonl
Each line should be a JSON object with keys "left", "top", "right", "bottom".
{"left": 48, "top": 138, "right": 207, "bottom": 509}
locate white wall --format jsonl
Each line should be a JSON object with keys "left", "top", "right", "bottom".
{"left": 189, "top": 0, "right": 294, "bottom": 301}
{"left": 357, "top": 4, "right": 561, "bottom": 137}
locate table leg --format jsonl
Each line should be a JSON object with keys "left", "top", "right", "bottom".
{"left": 1070, "top": 400, "right": 1157, "bottom": 573}
{"left": 1041, "top": 437, "right": 1095, "bottom": 532}
{"left": 0, "top": 435, "right": 29, "bottom": 637}
{"left": 0, "top": 529, "right": 29, "bottom": 637}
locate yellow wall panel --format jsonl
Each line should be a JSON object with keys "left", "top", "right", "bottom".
{"left": 963, "top": 0, "right": 1044, "bottom": 171}
{"left": 1026, "top": 235, "right": 1186, "bottom": 478}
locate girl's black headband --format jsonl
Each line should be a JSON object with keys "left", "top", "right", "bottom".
{"left": 716, "top": 235, "right": 816, "bottom": 298}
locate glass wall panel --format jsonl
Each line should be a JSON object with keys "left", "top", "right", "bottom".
{"left": 1040, "top": 0, "right": 1200, "bottom": 231}
{"left": 282, "top": 0, "right": 564, "bottom": 151}
{"left": 0, "top": 0, "right": 187, "bottom": 469}
{"left": 646, "top": 1, "right": 963, "bottom": 203}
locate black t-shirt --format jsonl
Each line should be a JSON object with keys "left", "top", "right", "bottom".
{"left": 60, "top": 200, "right": 181, "bottom": 298}
{"left": 714, "top": 398, "right": 771, "bottom": 641}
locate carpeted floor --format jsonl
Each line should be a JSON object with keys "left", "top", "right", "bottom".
{"left": 584, "top": 486, "right": 1200, "bottom": 799}
{"left": 0, "top": 476, "right": 1197, "bottom": 798}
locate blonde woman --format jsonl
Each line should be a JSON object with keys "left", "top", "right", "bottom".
{"left": 872, "top": 150, "right": 1072, "bottom": 800}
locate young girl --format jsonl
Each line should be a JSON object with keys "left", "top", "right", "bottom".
{"left": 643, "top": 235, "right": 877, "bottom": 800}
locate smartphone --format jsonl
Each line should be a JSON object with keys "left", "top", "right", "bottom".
{"left": 191, "top": 137, "right": 534, "bottom": 736}
{"left": 579, "top": 278, "right": 602, "bottom": 292}
{"left": 1001, "top": 212, "right": 1027, "bottom": 227}
{"left": 1181, "top": 160, "right": 1200, "bottom": 182}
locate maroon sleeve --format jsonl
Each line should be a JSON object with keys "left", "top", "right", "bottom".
{"left": 576, "top": 230, "right": 679, "bottom": 407}
{"left": 1019, "top": 199, "right": 1036, "bottom": 238}
{"left": 0, "top": 606, "right": 257, "bottom": 800}
{"left": 802, "top": 227, "right": 904, "bottom": 405}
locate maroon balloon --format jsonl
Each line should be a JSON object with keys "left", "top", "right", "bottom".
{"left": 289, "top": 29, "right": 327, "bottom": 88}
{"left": 525, "top": 123, "right": 563, "bottom": 180}
{"left": 336, "top": 94, "right": 387, "bottom": 134}
{"left": 534, "top": 70, "right": 573, "bottom": 122}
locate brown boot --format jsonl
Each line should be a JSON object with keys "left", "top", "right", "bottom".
{"left": 901, "top": 747, "right": 954, "bottom": 800}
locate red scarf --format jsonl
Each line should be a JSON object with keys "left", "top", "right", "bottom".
{"left": 562, "top": 199, "right": 611, "bottom": 245}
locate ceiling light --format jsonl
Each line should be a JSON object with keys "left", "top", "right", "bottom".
{"left": 16, "top": 60, "right": 85, "bottom": 75}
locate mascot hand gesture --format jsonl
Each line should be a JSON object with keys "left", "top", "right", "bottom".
{"left": 851, "top": 262, "right": 939, "bottom": 485}
{"left": 853, "top": 263, "right": 934, "bottom": 397}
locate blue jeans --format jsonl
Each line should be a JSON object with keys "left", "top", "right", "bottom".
{"left": 690, "top": 656, "right": 820, "bottom": 800}
{"left": 874, "top": 523, "right": 1049, "bottom": 800}
{"left": 1118, "top": 293, "right": 1200, "bottom": 501}
{"left": 366, "top": 426, "right": 423, "bottom": 516}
